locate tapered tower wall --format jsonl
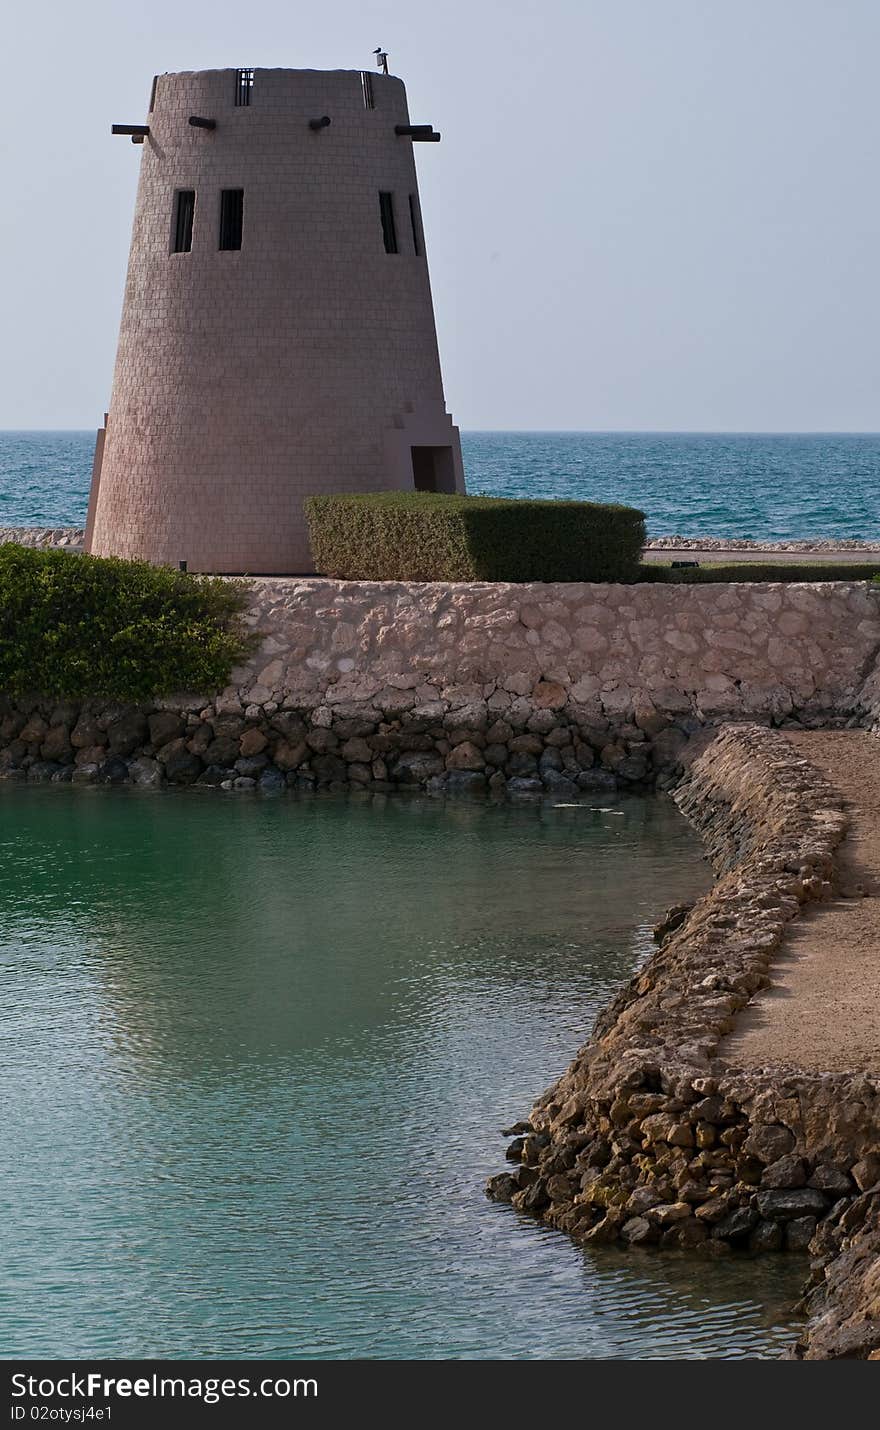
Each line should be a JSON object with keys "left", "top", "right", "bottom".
{"left": 86, "top": 67, "right": 464, "bottom": 573}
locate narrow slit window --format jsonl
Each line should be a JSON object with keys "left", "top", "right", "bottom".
{"left": 172, "top": 190, "right": 195, "bottom": 253}
{"left": 408, "top": 194, "right": 421, "bottom": 256}
{"left": 235, "top": 69, "right": 254, "bottom": 106}
{"left": 149, "top": 75, "right": 158, "bottom": 112}
{"left": 361, "top": 71, "right": 375, "bottom": 109}
{"left": 379, "top": 192, "right": 398, "bottom": 254}
{"left": 219, "top": 189, "right": 244, "bottom": 250}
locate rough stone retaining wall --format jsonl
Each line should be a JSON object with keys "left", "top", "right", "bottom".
{"left": 0, "top": 578, "right": 875, "bottom": 795}
{"left": 234, "top": 578, "right": 880, "bottom": 729}
{"left": 0, "top": 577, "right": 877, "bottom": 796}
{"left": 486, "top": 725, "right": 880, "bottom": 1358}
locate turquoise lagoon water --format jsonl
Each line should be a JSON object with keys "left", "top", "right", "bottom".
{"left": 0, "top": 785, "right": 807, "bottom": 1359}
{"left": 1, "top": 429, "right": 880, "bottom": 540}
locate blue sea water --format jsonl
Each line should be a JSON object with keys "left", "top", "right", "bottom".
{"left": 1, "top": 429, "right": 879, "bottom": 540}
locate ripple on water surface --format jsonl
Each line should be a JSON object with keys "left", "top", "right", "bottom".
{"left": 0, "top": 785, "right": 805, "bottom": 1358}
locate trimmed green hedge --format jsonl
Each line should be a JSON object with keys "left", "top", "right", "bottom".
{"left": 305, "top": 492, "right": 646, "bottom": 582}
{"left": 0, "top": 545, "right": 249, "bottom": 699}
{"left": 642, "top": 561, "right": 880, "bottom": 583}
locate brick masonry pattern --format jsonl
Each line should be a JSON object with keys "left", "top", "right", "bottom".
{"left": 87, "top": 68, "right": 463, "bottom": 573}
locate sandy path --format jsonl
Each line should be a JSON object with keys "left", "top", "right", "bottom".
{"left": 721, "top": 730, "right": 880, "bottom": 1074}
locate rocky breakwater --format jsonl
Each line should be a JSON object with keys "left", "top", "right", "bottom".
{"left": 785, "top": 1184, "right": 880, "bottom": 1358}
{"left": 782, "top": 685, "right": 880, "bottom": 1358}
{"left": 0, "top": 527, "right": 83, "bottom": 549}
{"left": 646, "top": 536, "right": 880, "bottom": 553}
{"left": 487, "top": 725, "right": 880, "bottom": 1292}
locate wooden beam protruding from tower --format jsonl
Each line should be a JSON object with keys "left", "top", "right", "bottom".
{"left": 111, "top": 124, "right": 150, "bottom": 136}
{"left": 188, "top": 116, "right": 217, "bottom": 130}
{"left": 395, "top": 124, "right": 440, "bottom": 142}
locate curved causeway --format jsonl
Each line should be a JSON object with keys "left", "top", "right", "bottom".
{"left": 487, "top": 722, "right": 880, "bottom": 1360}
{"left": 722, "top": 731, "right": 880, "bottom": 1076}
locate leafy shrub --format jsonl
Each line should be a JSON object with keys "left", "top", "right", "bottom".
{"left": 305, "top": 492, "right": 646, "bottom": 582}
{"left": 0, "top": 545, "right": 250, "bottom": 699}
{"left": 641, "top": 561, "right": 880, "bottom": 583}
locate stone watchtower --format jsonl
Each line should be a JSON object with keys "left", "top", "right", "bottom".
{"left": 85, "top": 66, "right": 465, "bottom": 573}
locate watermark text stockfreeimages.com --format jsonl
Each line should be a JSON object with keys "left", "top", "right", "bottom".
{"left": 10, "top": 1372, "right": 316, "bottom": 1408}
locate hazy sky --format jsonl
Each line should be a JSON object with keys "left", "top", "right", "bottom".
{"left": 2, "top": 0, "right": 879, "bottom": 430}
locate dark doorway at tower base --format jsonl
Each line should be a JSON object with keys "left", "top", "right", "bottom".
{"left": 412, "top": 445, "right": 456, "bottom": 493}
